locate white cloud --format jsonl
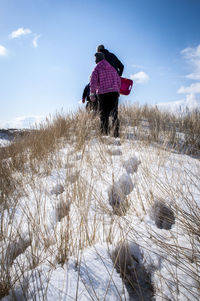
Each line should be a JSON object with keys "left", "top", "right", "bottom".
{"left": 9, "top": 27, "right": 32, "bottom": 39}
{"left": 0, "top": 45, "right": 8, "bottom": 56}
{"left": 0, "top": 115, "right": 46, "bottom": 129}
{"left": 178, "top": 82, "right": 200, "bottom": 94}
{"left": 130, "top": 71, "right": 149, "bottom": 84}
{"left": 156, "top": 93, "right": 200, "bottom": 115}
{"left": 181, "top": 45, "right": 200, "bottom": 60}
{"left": 156, "top": 95, "right": 200, "bottom": 115}
{"left": 32, "top": 34, "right": 41, "bottom": 48}
{"left": 186, "top": 73, "right": 200, "bottom": 80}
{"left": 185, "top": 93, "right": 200, "bottom": 106}
{"left": 132, "top": 64, "right": 144, "bottom": 69}
{"left": 177, "top": 44, "right": 200, "bottom": 104}
{"left": 181, "top": 44, "right": 200, "bottom": 79}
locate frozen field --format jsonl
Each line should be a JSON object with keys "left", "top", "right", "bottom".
{"left": 1, "top": 110, "right": 200, "bottom": 300}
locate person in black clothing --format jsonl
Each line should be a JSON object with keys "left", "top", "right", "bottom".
{"left": 82, "top": 83, "right": 90, "bottom": 103}
{"left": 82, "top": 83, "right": 98, "bottom": 112}
{"left": 96, "top": 45, "right": 124, "bottom": 76}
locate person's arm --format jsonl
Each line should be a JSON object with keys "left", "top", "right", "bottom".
{"left": 117, "top": 59, "right": 124, "bottom": 76}
{"left": 90, "top": 68, "right": 98, "bottom": 101}
{"left": 111, "top": 53, "right": 124, "bottom": 76}
{"left": 82, "top": 84, "right": 89, "bottom": 103}
{"left": 113, "top": 55, "right": 124, "bottom": 76}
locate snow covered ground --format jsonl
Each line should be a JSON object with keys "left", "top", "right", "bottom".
{"left": 1, "top": 128, "right": 200, "bottom": 300}
{"left": 0, "top": 130, "right": 13, "bottom": 147}
{"left": 0, "top": 129, "right": 33, "bottom": 147}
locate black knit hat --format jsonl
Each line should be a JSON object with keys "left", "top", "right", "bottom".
{"left": 95, "top": 52, "right": 105, "bottom": 63}
{"left": 97, "top": 44, "right": 105, "bottom": 52}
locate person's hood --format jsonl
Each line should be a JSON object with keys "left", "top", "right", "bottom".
{"left": 97, "top": 59, "right": 111, "bottom": 70}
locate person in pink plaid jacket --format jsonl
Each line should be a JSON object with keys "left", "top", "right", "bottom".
{"left": 90, "top": 52, "right": 121, "bottom": 137}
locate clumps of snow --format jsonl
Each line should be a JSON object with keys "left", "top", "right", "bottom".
{"left": 122, "top": 157, "right": 141, "bottom": 174}
{"left": 111, "top": 241, "right": 154, "bottom": 300}
{"left": 107, "top": 174, "right": 134, "bottom": 216}
{"left": 149, "top": 200, "right": 175, "bottom": 230}
{"left": 118, "top": 173, "right": 134, "bottom": 195}
{"left": 50, "top": 184, "right": 64, "bottom": 196}
{"left": 107, "top": 171, "right": 135, "bottom": 215}
{"left": 107, "top": 184, "right": 128, "bottom": 215}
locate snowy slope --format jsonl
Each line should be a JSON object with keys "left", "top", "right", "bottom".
{"left": 1, "top": 133, "right": 200, "bottom": 300}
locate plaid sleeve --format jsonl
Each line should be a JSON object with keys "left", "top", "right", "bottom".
{"left": 90, "top": 68, "right": 99, "bottom": 94}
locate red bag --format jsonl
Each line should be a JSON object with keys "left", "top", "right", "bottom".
{"left": 120, "top": 77, "right": 133, "bottom": 95}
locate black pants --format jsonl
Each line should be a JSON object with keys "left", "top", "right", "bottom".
{"left": 98, "top": 92, "right": 119, "bottom": 137}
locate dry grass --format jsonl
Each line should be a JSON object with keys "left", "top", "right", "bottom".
{"left": 119, "top": 104, "right": 200, "bottom": 155}
{"left": 0, "top": 104, "right": 199, "bottom": 300}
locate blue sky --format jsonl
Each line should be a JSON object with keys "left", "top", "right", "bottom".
{"left": 0, "top": 0, "right": 200, "bottom": 126}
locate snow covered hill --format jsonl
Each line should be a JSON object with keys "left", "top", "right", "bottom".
{"left": 0, "top": 129, "right": 34, "bottom": 147}
{"left": 1, "top": 111, "right": 200, "bottom": 301}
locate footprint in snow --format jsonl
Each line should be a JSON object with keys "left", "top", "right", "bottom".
{"left": 149, "top": 200, "right": 175, "bottom": 230}
{"left": 111, "top": 242, "right": 154, "bottom": 301}
{"left": 51, "top": 184, "right": 65, "bottom": 196}
{"left": 56, "top": 199, "right": 70, "bottom": 222}
{"left": 123, "top": 157, "right": 141, "bottom": 174}
{"left": 107, "top": 184, "right": 128, "bottom": 215}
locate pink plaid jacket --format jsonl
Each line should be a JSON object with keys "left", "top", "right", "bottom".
{"left": 90, "top": 59, "right": 121, "bottom": 95}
